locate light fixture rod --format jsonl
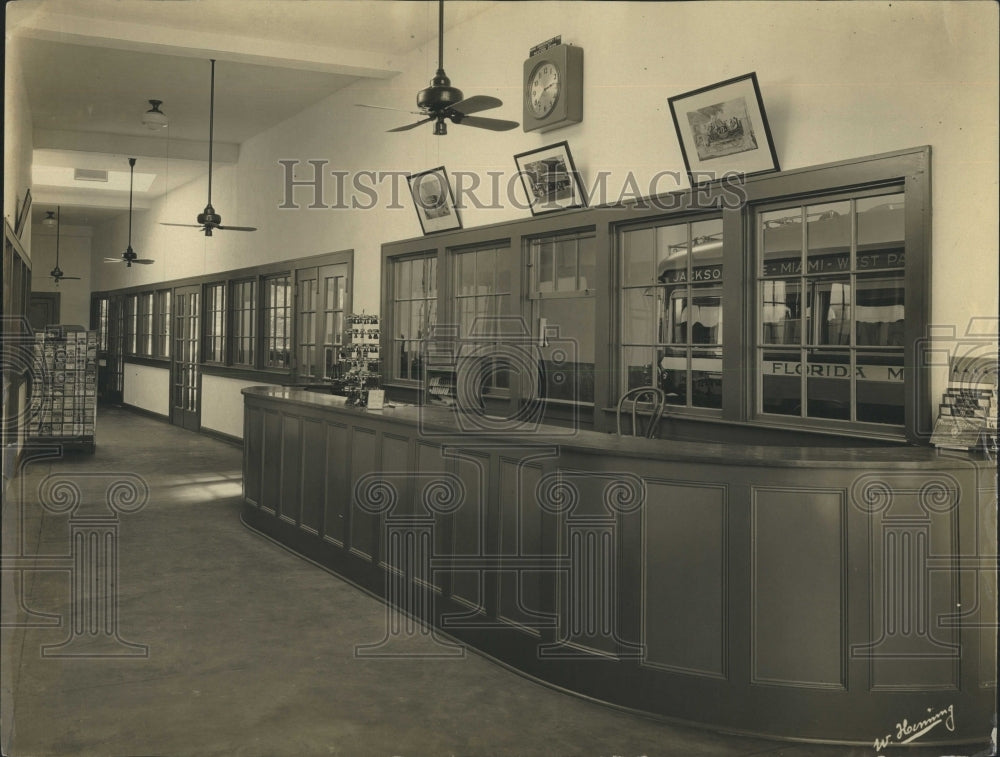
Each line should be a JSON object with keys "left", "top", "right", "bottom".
{"left": 208, "top": 59, "right": 215, "bottom": 206}
{"left": 128, "top": 157, "right": 136, "bottom": 250}
{"left": 55, "top": 206, "right": 61, "bottom": 266}
{"left": 438, "top": 0, "right": 444, "bottom": 72}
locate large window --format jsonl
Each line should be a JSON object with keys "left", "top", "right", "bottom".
{"left": 155, "top": 289, "right": 171, "bottom": 358}
{"left": 391, "top": 254, "right": 437, "bottom": 381}
{"left": 262, "top": 274, "right": 291, "bottom": 369}
{"left": 230, "top": 279, "right": 256, "bottom": 367}
{"left": 528, "top": 230, "right": 596, "bottom": 404}
{"left": 757, "top": 192, "right": 905, "bottom": 426}
{"left": 124, "top": 294, "right": 138, "bottom": 356}
{"left": 203, "top": 282, "right": 226, "bottom": 363}
{"left": 95, "top": 296, "right": 109, "bottom": 352}
{"left": 136, "top": 292, "right": 154, "bottom": 356}
{"left": 453, "top": 244, "right": 512, "bottom": 393}
{"left": 620, "top": 217, "right": 724, "bottom": 409}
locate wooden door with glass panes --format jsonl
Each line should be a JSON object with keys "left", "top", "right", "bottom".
{"left": 296, "top": 264, "right": 349, "bottom": 381}
{"left": 171, "top": 285, "right": 200, "bottom": 430}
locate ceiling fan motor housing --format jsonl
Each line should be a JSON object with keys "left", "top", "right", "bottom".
{"left": 417, "top": 71, "right": 463, "bottom": 111}
{"left": 198, "top": 205, "right": 222, "bottom": 226}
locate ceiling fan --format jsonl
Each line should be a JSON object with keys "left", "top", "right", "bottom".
{"left": 356, "top": 0, "right": 518, "bottom": 135}
{"left": 105, "top": 157, "right": 155, "bottom": 267}
{"left": 47, "top": 208, "right": 81, "bottom": 285}
{"left": 161, "top": 59, "right": 257, "bottom": 236}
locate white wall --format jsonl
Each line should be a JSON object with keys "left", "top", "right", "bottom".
{"left": 201, "top": 376, "right": 280, "bottom": 439}
{"left": 3, "top": 34, "right": 33, "bottom": 255}
{"left": 29, "top": 223, "right": 93, "bottom": 326}
{"left": 90, "top": 1, "right": 999, "bottom": 416}
{"left": 123, "top": 364, "right": 170, "bottom": 417}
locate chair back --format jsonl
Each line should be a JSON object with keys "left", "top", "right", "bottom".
{"left": 616, "top": 386, "right": 666, "bottom": 438}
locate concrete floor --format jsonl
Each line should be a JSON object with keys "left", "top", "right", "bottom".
{"left": 1, "top": 407, "right": 991, "bottom": 756}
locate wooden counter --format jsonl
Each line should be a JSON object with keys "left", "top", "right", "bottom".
{"left": 242, "top": 386, "right": 996, "bottom": 746}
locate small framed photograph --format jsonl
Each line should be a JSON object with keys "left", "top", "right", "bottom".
{"left": 407, "top": 166, "right": 462, "bottom": 235}
{"left": 514, "top": 141, "right": 587, "bottom": 216}
{"left": 668, "top": 72, "right": 780, "bottom": 185}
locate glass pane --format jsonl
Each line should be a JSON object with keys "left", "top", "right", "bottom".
{"left": 656, "top": 223, "right": 688, "bottom": 284}
{"left": 495, "top": 248, "right": 510, "bottom": 290}
{"left": 458, "top": 254, "right": 475, "bottom": 296}
{"left": 761, "top": 207, "right": 802, "bottom": 277}
{"left": 807, "top": 278, "right": 852, "bottom": 346}
{"left": 856, "top": 274, "right": 905, "bottom": 346}
{"left": 806, "top": 349, "right": 850, "bottom": 420}
{"left": 688, "top": 287, "right": 722, "bottom": 345}
{"left": 690, "top": 218, "right": 724, "bottom": 279}
{"left": 691, "top": 348, "right": 723, "bottom": 409}
{"left": 656, "top": 347, "right": 688, "bottom": 406}
{"left": 761, "top": 350, "right": 801, "bottom": 416}
{"left": 535, "top": 240, "right": 554, "bottom": 292}
{"left": 426, "top": 257, "right": 437, "bottom": 298}
{"left": 856, "top": 351, "right": 905, "bottom": 425}
{"left": 476, "top": 249, "right": 494, "bottom": 294}
{"left": 622, "top": 227, "right": 655, "bottom": 286}
{"left": 539, "top": 295, "right": 595, "bottom": 403}
{"left": 396, "top": 259, "right": 411, "bottom": 301}
{"left": 806, "top": 201, "right": 851, "bottom": 274}
{"left": 623, "top": 346, "right": 654, "bottom": 392}
{"left": 556, "top": 239, "right": 576, "bottom": 291}
{"left": 857, "top": 193, "right": 904, "bottom": 261}
{"left": 622, "top": 288, "right": 654, "bottom": 345}
{"left": 761, "top": 278, "right": 802, "bottom": 345}
{"left": 578, "top": 236, "right": 596, "bottom": 291}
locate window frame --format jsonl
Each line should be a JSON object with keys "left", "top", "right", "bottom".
{"left": 386, "top": 251, "right": 439, "bottom": 385}
{"left": 202, "top": 281, "right": 228, "bottom": 365}
{"left": 381, "top": 147, "right": 931, "bottom": 442}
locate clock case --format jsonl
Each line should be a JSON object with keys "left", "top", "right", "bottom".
{"left": 522, "top": 44, "right": 583, "bottom": 133}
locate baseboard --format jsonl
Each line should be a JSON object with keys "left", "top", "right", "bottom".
{"left": 120, "top": 402, "right": 171, "bottom": 423}
{"left": 199, "top": 426, "right": 244, "bottom": 448}
{"left": 116, "top": 403, "right": 243, "bottom": 448}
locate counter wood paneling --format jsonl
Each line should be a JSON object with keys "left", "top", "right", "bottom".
{"left": 241, "top": 386, "right": 996, "bottom": 746}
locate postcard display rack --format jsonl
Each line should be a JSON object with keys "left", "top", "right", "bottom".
{"left": 335, "top": 313, "right": 381, "bottom": 407}
{"left": 930, "top": 359, "right": 998, "bottom": 455}
{"left": 30, "top": 326, "right": 98, "bottom": 452}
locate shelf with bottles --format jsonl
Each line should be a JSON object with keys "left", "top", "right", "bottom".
{"left": 333, "top": 312, "right": 381, "bottom": 406}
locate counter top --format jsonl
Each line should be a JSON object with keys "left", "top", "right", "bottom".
{"left": 243, "top": 385, "right": 980, "bottom": 470}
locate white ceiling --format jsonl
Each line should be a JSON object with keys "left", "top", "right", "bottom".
{"left": 11, "top": 0, "right": 497, "bottom": 227}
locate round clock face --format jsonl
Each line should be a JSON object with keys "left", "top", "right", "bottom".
{"left": 528, "top": 61, "right": 561, "bottom": 119}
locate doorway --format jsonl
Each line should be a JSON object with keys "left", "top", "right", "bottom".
{"left": 28, "top": 292, "right": 60, "bottom": 331}
{"left": 171, "top": 285, "right": 200, "bottom": 431}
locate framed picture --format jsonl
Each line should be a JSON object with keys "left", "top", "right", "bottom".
{"left": 514, "top": 141, "right": 587, "bottom": 216}
{"left": 668, "top": 72, "right": 779, "bottom": 185}
{"left": 407, "top": 166, "right": 462, "bottom": 235}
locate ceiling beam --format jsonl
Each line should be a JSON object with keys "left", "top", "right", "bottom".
{"left": 34, "top": 129, "right": 238, "bottom": 164}
{"left": 31, "top": 189, "right": 152, "bottom": 211}
{"left": 18, "top": 11, "right": 401, "bottom": 79}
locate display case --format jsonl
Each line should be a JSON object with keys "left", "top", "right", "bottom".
{"left": 29, "top": 326, "right": 97, "bottom": 452}
{"left": 332, "top": 313, "right": 381, "bottom": 406}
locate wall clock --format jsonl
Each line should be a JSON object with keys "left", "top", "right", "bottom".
{"left": 522, "top": 44, "right": 583, "bottom": 133}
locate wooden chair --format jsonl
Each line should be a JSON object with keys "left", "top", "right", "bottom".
{"left": 616, "top": 386, "right": 666, "bottom": 439}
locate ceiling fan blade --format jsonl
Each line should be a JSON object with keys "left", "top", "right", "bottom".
{"left": 132, "top": 259, "right": 156, "bottom": 265}
{"left": 59, "top": 276, "right": 82, "bottom": 280}
{"left": 388, "top": 117, "right": 435, "bottom": 133}
{"left": 450, "top": 95, "right": 503, "bottom": 115}
{"left": 104, "top": 257, "right": 126, "bottom": 263}
{"left": 216, "top": 225, "right": 258, "bottom": 232}
{"left": 356, "top": 103, "right": 427, "bottom": 115}
{"left": 456, "top": 115, "right": 520, "bottom": 131}
{"left": 160, "top": 222, "right": 204, "bottom": 228}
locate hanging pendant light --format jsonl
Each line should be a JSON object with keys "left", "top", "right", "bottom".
{"left": 142, "top": 99, "right": 168, "bottom": 130}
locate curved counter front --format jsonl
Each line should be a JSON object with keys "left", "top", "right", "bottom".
{"left": 241, "top": 386, "right": 996, "bottom": 746}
